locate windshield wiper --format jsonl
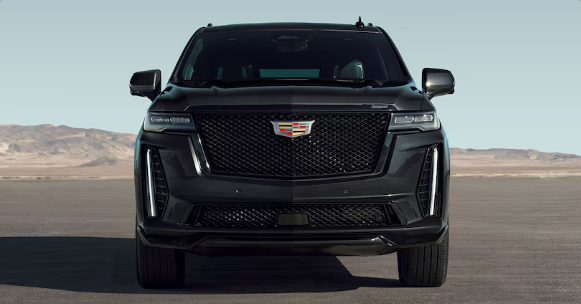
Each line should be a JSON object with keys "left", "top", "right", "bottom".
{"left": 180, "top": 78, "right": 404, "bottom": 88}
{"left": 274, "top": 78, "right": 405, "bottom": 87}
{"left": 183, "top": 79, "right": 285, "bottom": 87}
{"left": 348, "top": 79, "right": 407, "bottom": 87}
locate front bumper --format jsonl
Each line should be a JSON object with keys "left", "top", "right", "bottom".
{"left": 137, "top": 221, "right": 448, "bottom": 256}
{"left": 134, "top": 127, "right": 450, "bottom": 256}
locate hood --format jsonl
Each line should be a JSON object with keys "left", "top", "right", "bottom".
{"left": 148, "top": 82, "right": 433, "bottom": 113}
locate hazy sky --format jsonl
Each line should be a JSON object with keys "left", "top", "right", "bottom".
{"left": 0, "top": 0, "right": 580, "bottom": 154}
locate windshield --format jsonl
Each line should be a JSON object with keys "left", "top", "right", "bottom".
{"left": 175, "top": 30, "right": 408, "bottom": 86}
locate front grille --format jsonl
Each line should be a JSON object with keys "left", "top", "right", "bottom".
{"left": 143, "top": 147, "right": 168, "bottom": 218}
{"left": 189, "top": 204, "right": 401, "bottom": 228}
{"left": 417, "top": 145, "right": 440, "bottom": 217}
{"left": 196, "top": 113, "right": 389, "bottom": 178}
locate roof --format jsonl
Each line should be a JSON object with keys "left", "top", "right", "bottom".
{"left": 200, "top": 22, "right": 382, "bottom": 34}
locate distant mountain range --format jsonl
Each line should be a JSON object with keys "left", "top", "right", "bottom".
{"left": 1, "top": 124, "right": 580, "bottom": 171}
{"left": 451, "top": 148, "right": 581, "bottom": 168}
{"left": 0, "top": 124, "right": 134, "bottom": 168}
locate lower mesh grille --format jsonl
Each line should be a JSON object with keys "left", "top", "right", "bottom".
{"left": 189, "top": 204, "right": 400, "bottom": 228}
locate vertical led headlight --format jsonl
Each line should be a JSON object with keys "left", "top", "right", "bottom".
{"left": 417, "top": 145, "right": 441, "bottom": 217}
{"left": 429, "top": 147, "right": 439, "bottom": 216}
{"left": 145, "top": 148, "right": 157, "bottom": 218}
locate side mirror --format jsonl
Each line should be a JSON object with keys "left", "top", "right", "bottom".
{"left": 422, "top": 68, "right": 455, "bottom": 100}
{"left": 129, "top": 69, "right": 161, "bottom": 102}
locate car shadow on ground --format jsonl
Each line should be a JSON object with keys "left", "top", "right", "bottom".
{"left": 0, "top": 237, "right": 403, "bottom": 294}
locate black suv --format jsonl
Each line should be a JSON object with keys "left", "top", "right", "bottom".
{"left": 130, "top": 20, "right": 455, "bottom": 289}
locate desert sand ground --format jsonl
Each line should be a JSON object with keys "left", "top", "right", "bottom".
{"left": 0, "top": 165, "right": 133, "bottom": 180}
{"left": 0, "top": 177, "right": 580, "bottom": 304}
{"left": 451, "top": 166, "right": 581, "bottom": 177}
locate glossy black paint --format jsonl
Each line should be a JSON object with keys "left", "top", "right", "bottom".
{"left": 129, "top": 69, "right": 161, "bottom": 102}
{"left": 422, "top": 68, "right": 455, "bottom": 100}
{"left": 150, "top": 82, "right": 432, "bottom": 113}
{"left": 131, "top": 22, "right": 453, "bottom": 256}
{"left": 136, "top": 224, "right": 449, "bottom": 256}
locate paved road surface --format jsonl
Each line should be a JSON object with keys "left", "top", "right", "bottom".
{"left": 1, "top": 177, "right": 580, "bottom": 304}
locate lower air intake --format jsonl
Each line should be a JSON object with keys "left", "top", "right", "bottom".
{"left": 189, "top": 204, "right": 401, "bottom": 228}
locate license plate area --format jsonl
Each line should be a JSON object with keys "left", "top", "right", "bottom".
{"left": 276, "top": 213, "right": 311, "bottom": 227}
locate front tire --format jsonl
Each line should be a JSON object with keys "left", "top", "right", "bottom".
{"left": 136, "top": 229, "right": 185, "bottom": 288}
{"left": 397, "top": 229, "right": 449, "bottom": 287}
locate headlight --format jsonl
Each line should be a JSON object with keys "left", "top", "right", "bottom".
{"left": 144, "top": 112, "right": 196, "bottom": 132}
{"left": 388, "top": 111, "right": 440, "bottom": 131}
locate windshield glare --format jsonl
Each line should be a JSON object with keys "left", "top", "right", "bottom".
{"left": 177, "top": 30, "right": 407, "bottom": 85}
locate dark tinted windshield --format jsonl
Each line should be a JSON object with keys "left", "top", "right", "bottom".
{"left": 176, "top": 30, "right": 407, "bottom": 86}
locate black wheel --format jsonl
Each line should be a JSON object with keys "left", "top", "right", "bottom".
{"left": 397, "top": 229, "right": 449, "bottom": 287}
{"left": 135, "top": 226, "right": 185, "bottom": 288}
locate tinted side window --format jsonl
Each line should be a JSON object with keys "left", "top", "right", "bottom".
{"left": 182, "top": 39, "right": 204, "bottom": 80}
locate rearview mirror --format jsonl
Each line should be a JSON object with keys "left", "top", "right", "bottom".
{"left": 422, "top": 68, "right": 455, "bottom": 100}
{"left": 129, "top": 69, "right": 161, "bottom": 102}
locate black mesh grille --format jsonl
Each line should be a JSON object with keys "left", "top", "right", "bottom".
{"left": 191, "top": 204, "right": 398, "bottom": 228}
{"left": 417, "top": 145, "right": 439, "bottom": 217}
{"left": 143, "top": 147, "right": 168, "bottom": 218}
{"left": 196, "top": 113, "right": 388, "bottom": 178}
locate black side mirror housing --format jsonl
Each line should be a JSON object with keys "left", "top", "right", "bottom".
{"left": 422, "top": 68, "right": 455, "bottom": 100}
{"left": 130, "top": 69, "right": 161, "bottom": 102}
